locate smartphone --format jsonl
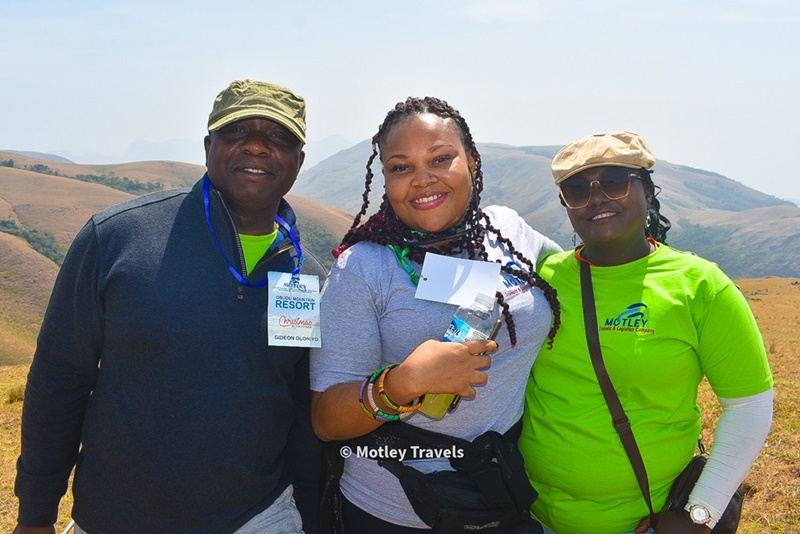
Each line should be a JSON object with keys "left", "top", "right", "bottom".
{"left": 418, "top": 319, "right": 503, "bottom": 419}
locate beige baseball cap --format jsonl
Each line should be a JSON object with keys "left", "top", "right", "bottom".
{"left": 207, "top": 79, "right": 306, "bottom": 144}
{"left": 551, "top": 131, "right": 655, "bottom": 184}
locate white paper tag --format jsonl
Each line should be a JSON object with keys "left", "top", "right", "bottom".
{"left": 415, "top": 252, "right": 501, "bottom": 307}
{"left": 267, "top": 272, "right": 321, "bottom": 347}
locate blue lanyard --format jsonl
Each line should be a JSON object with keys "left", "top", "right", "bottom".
{"left": 203, "top": 176, "right": 304, "bottom": 287}
{"left": 275, "top": 214, "right": 304, "bottom": 279}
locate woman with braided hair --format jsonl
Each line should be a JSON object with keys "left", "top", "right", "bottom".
{"left": 310, "top": 96, "right": 561, "bottom": 531}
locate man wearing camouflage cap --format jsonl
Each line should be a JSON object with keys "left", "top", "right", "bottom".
{"left": 14, "top": 79, "right": 325, "bottom": 534}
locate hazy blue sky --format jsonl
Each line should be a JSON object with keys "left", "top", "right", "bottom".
{"left": 2, "top": 0, "right": 798, "bottom": 200}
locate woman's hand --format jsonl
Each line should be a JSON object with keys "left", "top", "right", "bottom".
{"left": 311, "top": 338, "right": 496, "bottom": 442}
{"left": 634, "top": 511, "right": 712, "bottom": 534}
{"left": 384, "top": 339, "right": 496, "bottom": 403}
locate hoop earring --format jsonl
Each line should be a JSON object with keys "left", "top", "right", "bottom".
{"left": 645, "top": 213, "right": 652, "bottom": 227}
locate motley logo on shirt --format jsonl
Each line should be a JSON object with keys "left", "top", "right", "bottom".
{"left": 599, "top": 302, "right": 655, "bottom": 335}
{"left": 500, "top": 260, "right": 532, "bottom": 298}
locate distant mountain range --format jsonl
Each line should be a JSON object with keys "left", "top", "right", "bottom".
{"left": 2, "top": 150, "right": 75, "bottom": 163}
{"left": 3, "top": 143, "right": 799, "bottom": 281}
{"left": 292, "top": 141, "right": 800, "bottom": 280}
{"left": 1, "top": 145, "right": 798, "bottom": 364}
{"left": 1, "top": 133, "right": 355, "bottom": 171}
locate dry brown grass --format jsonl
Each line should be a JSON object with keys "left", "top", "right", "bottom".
{"left": 0, "top": 277, "right": 797, "bottom": 532}
{"left": 0, "top": 166, "right": 132, "bottom": 248}
{"left": 0, "top": 367, "right": 74, "bottom": 532}
{"left": 0, "top": 365, "right": 25, "bottom": 528}
{"left": 0, "top": 233, "right": 59, "bottom": 366}
{"left": 0, "top": 151, "right": 203, "bottom": 190}
{"left": 0, "top": 154, "right": 354, "bottom": 364}
{"left": 0, "top": 154, "right": 354, "bottom": 255}
{"left": 698, "top": 277, "right": 800, "bottom": 533}
{"left": 284, "top": 193, "right": 357, "bottom": 241}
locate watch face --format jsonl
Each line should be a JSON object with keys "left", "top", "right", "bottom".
{"left": 689, "top": 504, "right": 711, "bottom": 524}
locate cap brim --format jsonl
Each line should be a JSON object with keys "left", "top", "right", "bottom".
{"left": 208, "top": 110, "right": 306, "bottom": 144}
{"left": 555, "top": 162, "right": 643, "bottom": 184}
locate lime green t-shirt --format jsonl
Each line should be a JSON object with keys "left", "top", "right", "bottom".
{"left": 239, "top": 230, "right": 278, "bottom": 274}
{"left": 519, "top": 244, "right": 773, "bottom": 534}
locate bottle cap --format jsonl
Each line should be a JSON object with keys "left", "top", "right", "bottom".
{"left": 473, "top": 292, "right": 496, "bottom": 311}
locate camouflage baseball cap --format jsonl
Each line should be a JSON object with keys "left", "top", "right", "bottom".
{"left": 207, "top": 79, "right": 306, "bottom": 144}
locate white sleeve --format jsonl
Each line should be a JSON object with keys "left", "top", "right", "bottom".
{"left": 687, "top": 388, "right": 774, "bottom": 525}
{"left": 482, "top": 205, "right": 563, "bottom": 270}
{"left": 536, "top": 235, "right": 563, "bottom": 270}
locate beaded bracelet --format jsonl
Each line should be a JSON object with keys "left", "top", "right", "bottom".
{"left": 364, "top": 376, "right": 382, "bottom": 413}
{"left": 358, "top": 366, "right": 401, "bottom": 422}
{"left": 377, "top": 364, "right": 423, "bottom": 413}
{"left": 369, "top": 379, "right": 410, "bottom": 421}
{"left": 358, "top": 364, "right": 423, "bottom": 422}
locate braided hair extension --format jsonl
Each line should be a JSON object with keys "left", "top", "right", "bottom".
{"left": 640, "top": 169, "right": 672, "bottom": 244}
{"left": 332, "top": 96, "right": 561, "bottom": 347}
{"left": 482, "top": 216, "right": 562, "bottom": 348}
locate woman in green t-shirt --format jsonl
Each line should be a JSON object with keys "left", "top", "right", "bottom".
{"left": 518, "top": 131, "right": 774, "bottom": 534}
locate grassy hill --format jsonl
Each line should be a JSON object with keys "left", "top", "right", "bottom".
{"left": 0, "top": 232, "right": 59, "bottom": 366}
{"left": 0, "top": 151, "right": 352, "bottom": 261}
{"left": 293, "top": 142, "right": 800, "bottom": 279}
{"left": 0, "top": 152, "right": 352, "bottom": 366}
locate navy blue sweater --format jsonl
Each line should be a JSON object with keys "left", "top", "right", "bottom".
{"left": 16, "top": 177, "right": 325, "bottom": 533}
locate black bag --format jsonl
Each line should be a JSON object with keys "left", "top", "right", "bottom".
{"left": 319, "top": 421, "right": 542, "bottom": 534}
{"left": 662, "top": 454, "right": 744, "bottom": 534}
{"left": 319, "top": 441, "right": 349, "bottom": 534}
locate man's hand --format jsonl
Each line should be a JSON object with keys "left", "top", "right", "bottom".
{"left": 12, "top": 525, "right": 56, "bottom": 534}
{"left": 634, "top": 511, "right": 712, "bottom": 534}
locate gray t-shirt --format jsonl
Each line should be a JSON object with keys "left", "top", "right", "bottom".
{"left": 310, "top": 205, "right": 561, "bottom": 528}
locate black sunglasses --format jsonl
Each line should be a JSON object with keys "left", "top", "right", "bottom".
{"left": 559, "top": 167, "right": 641, "bottom": 209}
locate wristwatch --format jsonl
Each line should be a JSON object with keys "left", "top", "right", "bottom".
{"left": 685, "top": 503, "right": 713, "bottom": 527}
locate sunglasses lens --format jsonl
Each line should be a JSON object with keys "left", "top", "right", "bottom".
{"left": 599, "top": 168, "right": 632, "bottom": 199}
{"left": 560, "top": 168, "right": 636, "bottom": 208}
{"left": 560, "top": 179, "right": 591, "bottom": 208}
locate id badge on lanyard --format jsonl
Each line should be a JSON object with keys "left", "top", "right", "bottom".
{"left": 204, "top": 176, "right": 322, "bottom": 347}
{"left": 267, "top": 272, "right": 321, "bottom": 347}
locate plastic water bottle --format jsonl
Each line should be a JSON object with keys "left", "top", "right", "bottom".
{"left": 418, "top": 292, "right": 497, "bottom": 419}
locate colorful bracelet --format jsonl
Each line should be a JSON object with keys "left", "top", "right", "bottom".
{"left": 358, "top": 375, "right": 376, "bottom": 419}
{"left": 358, "top": 366, "right": 401, "bottom": 422}
{"left": 377, "top": 364, "right": 423, "bottom": 413}
{"left": 368, "top": 380, "right": 405, "bottom": 421}
{"left": 365, "top": 376, "right": 381, "bottom": 412}
{"left": 357, "top": 364, "right": 421, "bottom": 422}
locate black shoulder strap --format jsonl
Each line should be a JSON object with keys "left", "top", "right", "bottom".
{"left": 579, "top": 260, "right": 656, "bottom": 522}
